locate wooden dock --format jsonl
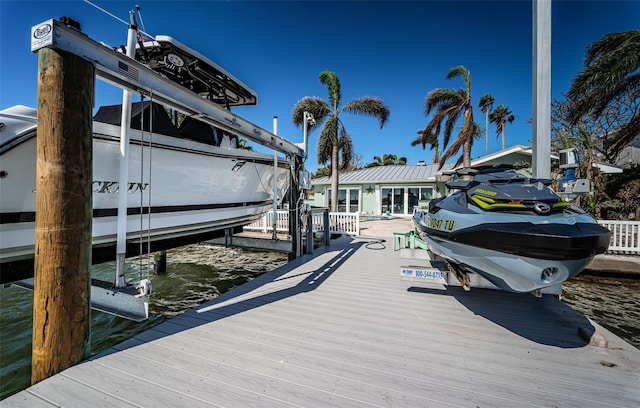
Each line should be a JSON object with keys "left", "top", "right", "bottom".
{"left": 3, "top": 235, "right": 639, "bottom": 407}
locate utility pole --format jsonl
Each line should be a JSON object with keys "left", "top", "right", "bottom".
{"left": 31, "top": 46, "right": 94, "bottom": 384}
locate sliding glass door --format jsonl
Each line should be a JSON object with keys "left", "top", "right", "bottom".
{"left": 381, "top": 187, "right": 405, "bottom": 215}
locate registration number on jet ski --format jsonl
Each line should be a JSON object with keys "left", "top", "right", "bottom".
{"left": 426, "top": 218, "right": 455, "bottom": 232}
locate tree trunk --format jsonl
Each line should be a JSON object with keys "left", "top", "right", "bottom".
{"left": 330, "top": 144, "right": 339, "bottom": 212}
{"left": 462, "top": 140, "right": 471, "bottom": 168}
{"left": 32, "top": 47, "right": 94, "bottom": 384}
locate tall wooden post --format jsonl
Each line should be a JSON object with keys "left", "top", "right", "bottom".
{"left": 32, "top": 47, "right": 94, "bottom": 384}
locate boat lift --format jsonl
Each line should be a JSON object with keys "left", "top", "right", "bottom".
{"left": 30, "top": 18, "right": 303, "bottom": 157}
{"left": 25, "top": 17, "right": 306, "bottom": 321}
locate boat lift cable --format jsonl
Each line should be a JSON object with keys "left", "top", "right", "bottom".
{"left": 143, "top": 93, "right": 154, "bottom": 281}
{"left": 138, "top": 93, "right": 146, "bottom": 282}
{"left": 135, "top": 92, "right": 154, "bottom": 284}
{"left": 82, "top": 0, "right": 155, "bottom": 41}
{"left": 135, "top": 5, "right": 149, "bottom": 39}
{"left": 146, "top": 93, "right": 154, "bottom": 279}
{"left": 250, "top": 158, "right": 276, "bottom": 205}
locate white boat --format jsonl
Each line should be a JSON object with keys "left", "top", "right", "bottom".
{"left": 0, "top": 34, "right": 291, "bottom": 283}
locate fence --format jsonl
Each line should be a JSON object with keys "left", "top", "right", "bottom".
{"left": 598, "top": 220, "right": 640, "bottom": 255}
{"left": 244, "top": 210, "right": 289, "bottom": 233}
{"left": 246, "top": 214, "right": 638, "bottom": 255}
{"left": 245, "top": 211, "right": 360, "bottom": 236}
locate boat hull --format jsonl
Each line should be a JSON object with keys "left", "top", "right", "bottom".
{"left": 413, "top": 210, "right": 611, "bottom": 293}
{"left": 0, "top": 110, "right": 289, "bottom": 281}
{"left": 421, "top": 233, "right": 594, "bottom": 293}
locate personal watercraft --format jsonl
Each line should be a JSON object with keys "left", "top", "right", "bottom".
{"left": 412, "top": 164, "right": 611, "bottom": 293}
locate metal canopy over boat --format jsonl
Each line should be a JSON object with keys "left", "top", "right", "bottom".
{"left": 30, "top": 18, "right": 302, "bottom": 157}
{"left": 135, "top": 35, "right": 257, "bottom": 108}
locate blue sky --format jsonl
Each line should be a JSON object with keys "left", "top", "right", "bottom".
{"left": 1, "top": 0, "right": 638, "bottom": 171}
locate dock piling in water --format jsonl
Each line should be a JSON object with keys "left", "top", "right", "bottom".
{"left": 31, "top": 46, "right": 94, "bottom": 384}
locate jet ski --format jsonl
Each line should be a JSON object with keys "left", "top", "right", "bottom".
{"left": 412, "top": 164, "right": 611, "bottom": 293}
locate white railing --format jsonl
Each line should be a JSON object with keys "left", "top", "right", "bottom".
{"left": 245, "top": 211, "right": 360, "bottom": 236}
{"left": 244, "top": 210, "right": 289, "bottom": 233}
{"left": 598, "top": 220, "right": 640, "bottom": 254}
{"left": 317, "top": 212, "right": 360, "bottom": 236}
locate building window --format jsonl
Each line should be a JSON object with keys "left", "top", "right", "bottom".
{"left": 349, "top": 188, "right": 359, "bottom": 213}
{"left": 409, "top": 187, "right": 433, "bottom": 210}
{"left": 327, "top": 188, "right": 360, "bottom": 213}
{"left": 383, "top": 186, "right": 434, "bottom": 215}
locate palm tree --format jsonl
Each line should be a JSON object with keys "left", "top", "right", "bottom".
{"left": 411, "top": 128, "right": 440, "bottom": 162}
{"left": 237, "top": 138, "right": 253, "bottom": 151}
{"left": 566, "top": 30, "right": 640, "bottom": 156}
{"left": 314, "top": 167, "right": 329, "bottom": 178}
{"left": 478, "top": 93, "right": 494, "bottom": 155}
{"left": 292, "top": 71, "right": 390, "bottom": 212}
{"left": 370, "top": 153, "right": 407, "bottom": 166}
{"left": 422, "top": 65, "right": 481, "bottom": 169}
{"left": 488, "top": 104, "right": 515, "bottom": 150}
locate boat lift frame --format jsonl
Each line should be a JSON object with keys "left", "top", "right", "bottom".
{"left": 30, "top": 18, "right": 304, "bottom": 158}
{"left": 28, "top": 18, "right": 306, "bottom": 321}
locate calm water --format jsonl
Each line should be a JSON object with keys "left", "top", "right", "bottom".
{"left": 561, "top": 274, "right": 640, "bottom": 348}
{"left": 0, "top": 243, "right": 287, "bottom": 400}
{"left": 1, "top": 245, "right": 638, "bottom": 400}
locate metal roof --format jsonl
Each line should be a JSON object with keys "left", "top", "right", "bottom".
{"left": 312, "top": 164, "right": 453, "bottom": 185}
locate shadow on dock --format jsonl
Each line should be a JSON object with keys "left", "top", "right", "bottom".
{"left": 96, "top": 235, "right": 365, "bottom": 357}
{"left": 407, "top": 285, "right": 594, "bottom": 348}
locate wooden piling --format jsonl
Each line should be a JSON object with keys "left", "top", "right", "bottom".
{"left": 31, "top": 47, "right": 94, "bottom": 384}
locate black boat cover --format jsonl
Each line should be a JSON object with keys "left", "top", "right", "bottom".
{"left": 93, "top": 101, "right": 180, "bottom": 137}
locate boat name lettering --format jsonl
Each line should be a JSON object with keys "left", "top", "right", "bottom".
{"left": 475, "top": 188, "right": 496, "bottom": 196}
{"left": 224, "top": 117, "right": 241, "bottom": 128}
{"left": 427, "top": 218, "right": 455, "bottom": 232}
{"left": 92, "top": 181, "right": 150, "bottom": 194}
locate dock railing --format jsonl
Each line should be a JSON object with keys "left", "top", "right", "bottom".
{"left": 244, "top": 210, "right": 289, "bottom": 233}
{"left": 245, "top": 210, "right": 360, "bottom": 236}
{"left": 598, "top": 220, "right": 640, "bottom": 255}
{"left": 246, "top": 214, "right": 637, "bottom": 254}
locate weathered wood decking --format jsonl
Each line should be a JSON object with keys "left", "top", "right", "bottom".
{"left": 3, "top": 235, "right": 639, "bottom": 407}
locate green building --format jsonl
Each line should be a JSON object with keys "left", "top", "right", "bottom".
{"left": 305, "top": 145, "right": 558, "bottom": 216}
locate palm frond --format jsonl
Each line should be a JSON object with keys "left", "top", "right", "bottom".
{"left": 316, "top": 116, "right": 339, "bottom": 164}
{"left": 292, "top": 97, "right": 330, "bottom": 130}
{"left": 478, "top": 93, "right": 494, "bottom": 113}
{"left": 446, "top": 65, "right": 471, "bottom": 93}
{"left": 319, "top": 71, "right": 341, "bottom": 110}
{"left": 438, "top": 135, "right": 465, "bottom": 169}
{"left": 411, "top": 128, "right": 439, "bottom": 150}
{"left": 566, "top": 30, "right": 640, "bottom": 123}
{"left": 339, "top": 128, "right": 353, "bottom": 170}
{"left": 342, "top": 97, "right": 390, "bottom": 128}
{"left": 424, "top": 88, "right": 464, "bottom": 115}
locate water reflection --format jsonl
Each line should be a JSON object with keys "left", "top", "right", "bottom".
{"left": 0, "top": 243, "right": 287, "bottom": 400}
{"left": 562, "top": 275, "right": 640, "bottom": 349}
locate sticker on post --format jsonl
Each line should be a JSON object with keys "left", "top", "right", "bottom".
{"left": 32, "top": 19, "right": 54, "bottom": 52}
{"left": 400, "top": 266, "right": 447, "bottom": 283}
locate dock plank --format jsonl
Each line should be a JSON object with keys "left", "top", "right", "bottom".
{"left": 3, "top": 236, "right": 639, "bottom": 407}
